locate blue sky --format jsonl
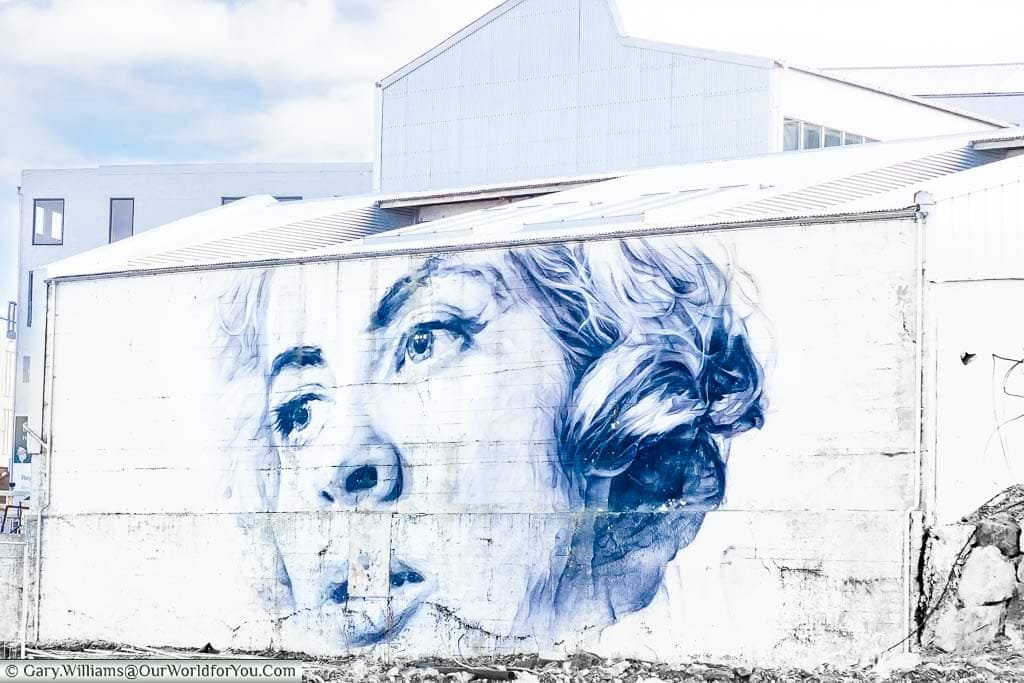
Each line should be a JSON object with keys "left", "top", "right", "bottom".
{"left": 2, "top": 0, "right": 1024, "bottom": 309}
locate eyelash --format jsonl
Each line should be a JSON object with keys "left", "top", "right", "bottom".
{"left": 272, "top": 392, "right": 324, "bottom": 439}
{"left": 395, "top": 316, "right": 484, "bottom": 371}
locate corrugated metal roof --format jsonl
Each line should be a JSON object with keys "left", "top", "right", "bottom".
{"left": 127, "top": 205, "right": 414, "bottom": 269}
{"left": 705, "top": 146, "right": 1002, "bottom": 221}
{"left": 43, "top": 128, "right": 1024, "bottom": 281}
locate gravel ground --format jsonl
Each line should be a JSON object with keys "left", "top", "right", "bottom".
{"left": 5, "top": 639, "right": 1023, "bottom": 682}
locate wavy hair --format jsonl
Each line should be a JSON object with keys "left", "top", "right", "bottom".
{"left": 508, "top": 238, "right": 765, "bottom": 618}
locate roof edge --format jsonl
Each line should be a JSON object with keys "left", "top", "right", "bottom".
{"left": 377, "top": 0, "right": 778, "bottom": 88}
{"left": 789, "top": 65, "right": 1014, "bottom": 128}
{"left": 377, "top": 0, "right": 525, "bottom": 87}
{"left": 45, "top": 208, "right": 918, "bottom": 285}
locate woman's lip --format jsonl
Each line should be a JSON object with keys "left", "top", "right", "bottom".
{"left": 316, "top": 558, "right": 430, "bottom": 644}
{"left": 322, "top": 558, "right": 427, "bottom": 605}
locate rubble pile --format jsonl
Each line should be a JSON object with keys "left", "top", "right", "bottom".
{"left": 5, "top": 640, "right": 1024, "bottom": 681}
{"left": 921, "top": 485, "right": 1024, "bottom": 653}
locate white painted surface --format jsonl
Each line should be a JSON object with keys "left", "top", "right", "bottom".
{"left": 920, "top": 156, "right": 1024, "bottom": 524}
{"left": 37, "top": 218, "right": 918, "bottom": 664}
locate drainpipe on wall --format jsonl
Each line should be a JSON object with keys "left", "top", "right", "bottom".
{"left": 31, "top": 280, "right": 57, "bottom": 645}
{"left": 909, "top": 190, "right": 934, "bottom": 647}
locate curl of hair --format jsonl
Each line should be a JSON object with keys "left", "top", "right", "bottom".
{"left": 509, "top": 238, "right": 765, "bottom": 573}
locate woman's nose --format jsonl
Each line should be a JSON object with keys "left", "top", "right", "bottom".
{"left": 319, "top": 436, "right": 404, "bottom": 507}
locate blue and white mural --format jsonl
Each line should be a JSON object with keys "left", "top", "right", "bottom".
{"left": 218, "top": 237, "right": 766, "bottom": 650}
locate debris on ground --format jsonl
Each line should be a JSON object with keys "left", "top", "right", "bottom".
{"left": 3, "top": 639, "right": 1024, "bottom": 681}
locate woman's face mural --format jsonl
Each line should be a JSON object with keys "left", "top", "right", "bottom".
{"left": 220, "top": 238, "right": 766, "bottom": 651}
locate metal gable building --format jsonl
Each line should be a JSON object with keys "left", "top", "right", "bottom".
{"left": 373, "top": 0, "right": 1008, "bottom": 194}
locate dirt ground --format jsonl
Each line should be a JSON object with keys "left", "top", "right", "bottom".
{"left": 5, "top": 639, "right": 1024, "bottom": 682}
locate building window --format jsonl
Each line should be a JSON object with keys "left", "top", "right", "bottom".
{"left": 109, "top": 198, "right": 134, "bottom": 243}
{"left": 222, "top": 195, "right": 303, "bottom": 205}
{"left": 803, "top": 123, "right": 822, "bottom": 150}
{"left": 32, "top": 199, "right": 64, "bottom": 245}
{"left": 26, "top": 272, "right": 33, "bottom": 328}
{"left": 783, "top": 118, "right": 873, "bottom": 151}
{"left": 22, "top": 356, "right": 29, "bottom": 384}
{"left": 783, "top": 119, "right": 801, "bottom": 151}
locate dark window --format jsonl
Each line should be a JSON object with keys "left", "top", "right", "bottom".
{"left": 221, "top": 197, "right": 243, "bottom": 205}
{"left": 824, "top": 128, "right": 843, "bottom": 147}
{"left": 783, "top": 119, "right": 801, "bottom": 151}
{"left": 32, "top": 199, "right": 64, "bottom": 245}
{"left": 844, "top": 133, "right": 864, "bottom": 145}
{"left": 26, "top": 272, "right": 33, "bottom": 328}
{"left": 109, "top": 198, "right": 134, "bottom": 243}
{"left": 22, "top": 356, "right": 29, "bottom": 384}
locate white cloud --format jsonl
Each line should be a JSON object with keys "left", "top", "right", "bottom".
{"left": 0, "top": 0, "right": 496, "bottom": 88}
{"left": 0, "top": 0, "right": 498, "bottom": 302}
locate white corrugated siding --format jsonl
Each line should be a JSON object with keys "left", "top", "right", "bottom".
{"left": 378, "top": 0, "right": 773, "bottom": 192}
{"left": 927, "top": 156, "right": 1024, "bottom": 282}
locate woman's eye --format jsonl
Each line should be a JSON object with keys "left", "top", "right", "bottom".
{"left": 405, "top": 330, "right": 435, "bottom": 363}
{"left": 273, "top": 394, "right": 320, "bottom": 438}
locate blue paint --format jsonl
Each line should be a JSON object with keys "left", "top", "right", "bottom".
{"left": 220, "top": 237, "right": 766, "bottom": 649}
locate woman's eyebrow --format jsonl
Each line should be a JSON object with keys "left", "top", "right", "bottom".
{"left": 269, "top": 345, "right": 324, "bottom": 379}
{"left": 369, "top": 262, "right": 509, "bottom": 331}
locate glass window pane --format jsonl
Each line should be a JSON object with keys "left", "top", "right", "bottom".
{"left": 221, "top": 197, "right": 243, "bottom": 205}
{"left": 824, "top": 128, "right": 842, "bottom": 147}
{"left": 274, "top": 196, "right": 302, "bottom": 202}
{"left": 783, "top": 119, "right": 801, "bottom": 151}
{"left": 803, "top": 124, "right": 822, "bottom": 150}
{"left": 844, "top": 133, "right": 864, "bottom": 145}
{"left": 32, "top": 199, "right": 64, "bottom": 245}
{"left": 109, "top": 198, "right": 134, "bottom": 243}
{"left": 864, "top": 137, "right": 879, "bottom": 143}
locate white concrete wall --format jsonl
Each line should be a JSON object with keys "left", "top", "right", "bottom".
{"left": 921, "top": 159, "right": 1024, "bottom": 524}
{"left": 36, "top": 218, "right": 919, "bottom": 665}
{"left": 377, "top": 0, "right": 774, "bottom": 192}
{"left": 781, "top": 70, "right": 1003, "bottom": 143}
{"left": 14, "top": 163, "right": 373, "bottom": 431}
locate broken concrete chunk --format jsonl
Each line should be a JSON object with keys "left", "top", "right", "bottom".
{"left": 873, "top": 651, "right": 922, "bottom": 678}
{"left": 604, "top": 661, "right": 631, "bottom": 676}
{"left": 928, "top": 602, "right": 1006, "bottom": 653}
{"left": 975, "top": 515, "right": 1022, "bottom": 557}
{"left": 958, "top": 545, "right": 1017, "bottom": 606}
{"left": 923, "top": 524, "right": 976, "bottom": 606}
